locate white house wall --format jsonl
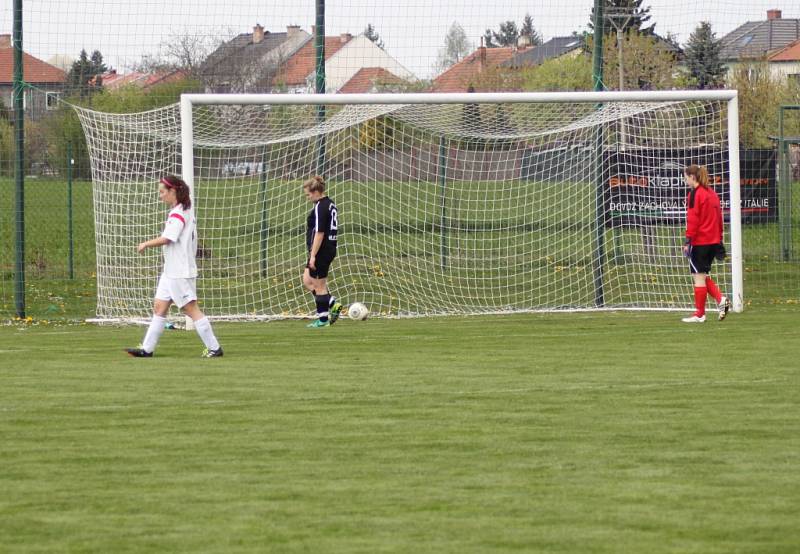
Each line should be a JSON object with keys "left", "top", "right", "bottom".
{"left": 306, "top": 35, "right": 416, "bottom": 93}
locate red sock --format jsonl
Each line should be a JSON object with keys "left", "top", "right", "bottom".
{"left": 694, "top": 287, "right": 707, "bottom": 317}
{"left": 705, "top": 277, "right": 722, "bottom": 303}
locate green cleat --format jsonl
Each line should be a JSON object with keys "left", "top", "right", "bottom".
{"left": 307, "top": 319, "right": 330, "bottom": 328}
{"left": 329, "top": 302, "right": 343, "bottom": 325}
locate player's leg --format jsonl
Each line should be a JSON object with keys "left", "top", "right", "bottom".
{"left": 307, "top": 276, "right": 330, "bottom": 327}
{"left": 305, "top": 260, "right": 334, "bottom": 328}
{"left": 126, "top": 296, "right": 172, "bottom": 357}
{"left": 181, "top": 300, "right": 223, "bottom": 357}
{"left": 682, "top": 247, "right": 709, "bottom": 323}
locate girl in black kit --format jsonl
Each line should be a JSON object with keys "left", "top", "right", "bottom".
{"left": 302, "top": 176, "right": 342, "bottom": 328}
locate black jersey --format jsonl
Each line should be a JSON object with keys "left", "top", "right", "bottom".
{"left": 306, "top": 196, "right": 338, "bottom": 251}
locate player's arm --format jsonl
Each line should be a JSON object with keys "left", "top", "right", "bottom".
{"left": 137, "top": 236, "right": 171, "bottom": 253}
{"left": 308, "top": 232, "right": 325, "bottom": 268}
{"left": 138, "top": 213, "right": 183, "bottom": 253}
{"left": 308, "top": 203, "right": 331, "bottom": 268}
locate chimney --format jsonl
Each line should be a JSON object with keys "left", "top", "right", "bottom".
{"left": 479, "top": 45, "right": 487, "bottom": 70}
{"left": 340, "top": 33, "right": 352, "bottom": 44}
{"left": 253, "top": 24, "right": 265, "bottom": 44}
{"left": 287, "top": 25, "right": 302, "bottom": 39}
{"left": 767, "top": 9, "right": 782, "bottom": 20}
{"left": 0, "top": 34, "right": 11, "bottom": 48}
{"left": 517, "top": 35, "right": 531, "bottom": 49}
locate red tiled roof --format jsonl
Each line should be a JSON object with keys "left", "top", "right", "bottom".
{"left": 432, "top": 47, "right": 518, "bottom": 92}
{"left": 769, "top": 38, "right": 800, "bottom": 61}
{"left": 277, "top": 36, "right": 352, "bottom": 86}
{"left": 94, "top": 69, "right": 187, "bottom": 90}
{"left": 0, "top": 48, "right": 66, "bottom": 84}
{"left": 338, "top": 67, "right": 405, "bottom": 93}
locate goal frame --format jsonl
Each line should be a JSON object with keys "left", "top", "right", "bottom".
{"left": 180, "top": 90, "right": 743, "bottom": 313}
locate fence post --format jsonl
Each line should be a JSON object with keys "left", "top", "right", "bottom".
{"left": 67, "top": 140, "right": 74, "bottom": 279}
{"left": 13, "top": 0, "right": 25, "bottom": 318}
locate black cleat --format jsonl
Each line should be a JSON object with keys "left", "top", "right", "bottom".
{"left": 125, "top": 347, "right": 153, "bottom": 358}
{"left": 202, "top": 347, "right": 224, "bottom": 358}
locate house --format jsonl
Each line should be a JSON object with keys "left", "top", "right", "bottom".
{"left": 200, "top": 24, "right": 311, "bottom": 93}
{"left": 91, "top": 68, "right": 187, "bottom": 91}
{"left": 274, "top": 32, "right": 415, "bottom": 93}
{"left": 0, "top": 34, "right": 66, "bottom": 120}
{"left": 273, "top": 31, "right": 354, "bottom": 92}
{"left": 719, "top": 9, "right": 800, "bottom": 80}
{"left": 502, "top": 36, "right": 585, "bottom": 69}
{"left": 338, "top": 67, "right": 407, "bottom": 93}
{"left": 432, "top": 45, "right": 527, "bottom": 92}
{"left": 767, "top": 38, "right": 800, "bottom": 84}
{"left": 200, "top": 25, "right": 414, "bottom": 94}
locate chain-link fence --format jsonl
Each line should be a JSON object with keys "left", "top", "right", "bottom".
{"left": 1, "top": 1, "right": 799, "bottom": 320}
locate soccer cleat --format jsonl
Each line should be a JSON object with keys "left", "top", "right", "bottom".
{"left": 718, "top": 296, "right": 731, "bottom": 321}
{"left": 681, "top": 315, "right": 706, "bottom": 323}
{"left": 329, "top": 302, "right": 343, "bottom": 325}
{"left": 125, "top": 347, "right": 153, "bottom": 358}
{"left": 306, "top": 319, "right": 330, "bottom": 328}
{"left": 202, "top": 347, "right": 224, "bottom": 358}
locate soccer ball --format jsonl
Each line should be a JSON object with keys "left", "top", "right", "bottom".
{"left": 348, "top": 302, "right": 369, "bottom": 321}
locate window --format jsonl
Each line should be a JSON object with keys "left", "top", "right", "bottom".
{"left": 789, "top": 73, "right": 800, "bottom": 86}
{"left": 739, "top": 35, "right": 753, "bottom": 47}
{"left": 46, "top": 91, "right": 61, "bottom": 110}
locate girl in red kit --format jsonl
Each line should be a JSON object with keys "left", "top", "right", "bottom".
{"left": 681, "top": 164, "right": 731, "bottom": 323}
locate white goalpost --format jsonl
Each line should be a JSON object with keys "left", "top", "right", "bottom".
{"left": 77, "top": 90, "right": 742, "bottom": 322}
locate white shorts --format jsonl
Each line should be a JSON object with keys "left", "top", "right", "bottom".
{"left": 155, "top": 275, "right": 197, "bottom": 308}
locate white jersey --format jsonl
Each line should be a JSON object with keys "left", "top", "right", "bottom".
{"left": 161, "top": 205, "right": 197, "bottom": 278}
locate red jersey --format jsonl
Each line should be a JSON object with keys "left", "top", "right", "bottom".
{"left": 685, "top": 185, "right": 723, "bottom": 246}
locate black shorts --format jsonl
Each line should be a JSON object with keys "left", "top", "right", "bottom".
{"left": 689, "top": 244, "right": 725, "bottom": 274}
{"left": 307, "top": 249, "right": 336, "bottom": 279}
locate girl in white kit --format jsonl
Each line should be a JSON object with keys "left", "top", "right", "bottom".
{"left": 125, "top": 175, "right": 223, "bottom": 358}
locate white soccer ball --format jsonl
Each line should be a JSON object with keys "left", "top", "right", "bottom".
{"left": 348, "top": 302, "right": 369, "bottom": 321}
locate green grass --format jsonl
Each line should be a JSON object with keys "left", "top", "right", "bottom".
{"left": 1, "top": 310, "right": 799, "bottom": 553}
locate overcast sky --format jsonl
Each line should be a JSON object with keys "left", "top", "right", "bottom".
{"left": 2, "top": 1, "right": 799, "bottom": 78}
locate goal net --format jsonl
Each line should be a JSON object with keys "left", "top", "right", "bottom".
{"left": 75, "top": 91, "right": 742, "bottom": 321}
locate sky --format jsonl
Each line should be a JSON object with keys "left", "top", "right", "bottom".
{"left": 2, "top": 0, "right": 799, "bottom": 79}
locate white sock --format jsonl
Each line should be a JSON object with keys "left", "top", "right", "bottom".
{"left": 142, "top": 315, "right": 166, "bottom": 353}
{"left": 194, "top": 317, "right": 220, "bottom": 351}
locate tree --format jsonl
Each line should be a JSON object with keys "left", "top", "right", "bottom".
{"left": 486, "top": 20, "right": 519, "bottom": 47}
{"left": 522, "top": 53, "right": 593, "bottom": 91}
{"left": 728, "top": 62, "right": 796, "bottom": 148}
{"left": 66, "top": 49, "right": 108, "bottom": 97}
{"left": 589, "top": 0, "right": 655, "bottom": 35}
{"left": 436, "top": 22, "right": 472, "bottom": 72}
{"left": 683, "top": 22, "right": 725, "bottom": 90}
{"left": 364, "top": 23, "right": 384, "bottom": 49}
{"left": 520, "top": 14, "right": 543, "bottom": 47}
{"left": 598, "top": 31, "right": 677, "bottom": 90}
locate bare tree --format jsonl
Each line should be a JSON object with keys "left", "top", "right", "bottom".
{"left": 436, "top": 22, "right": 472, "bottom": 73}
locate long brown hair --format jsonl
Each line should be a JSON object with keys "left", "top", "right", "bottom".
{"left": 684, "top": 164, "right": 709, "bottom": 188}
{"left": 303, "top": 175, "right": 326, "bottom": 194}
{"left": 160, "top": 175, "right": 192, "bottom": 209}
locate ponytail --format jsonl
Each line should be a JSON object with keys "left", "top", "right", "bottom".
{"left": 684, "top": 164, "right": 709, "bottom": 188}
{"left": 160, "top": 175, "right": 192, "bottom": 209}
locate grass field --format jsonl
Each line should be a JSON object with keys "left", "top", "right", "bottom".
{"left": 2, "top": 310, "right": 799, "bottom": 553}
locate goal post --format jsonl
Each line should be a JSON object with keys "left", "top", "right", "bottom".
{"left": 78, "top": 90, "right": 743, "bottom": 322}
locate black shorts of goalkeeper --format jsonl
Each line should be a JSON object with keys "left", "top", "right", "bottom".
{"left": 307, "top": 248, "right": 336, "bottom": 279}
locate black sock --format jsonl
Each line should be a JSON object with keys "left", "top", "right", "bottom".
{"left": 315, "top": 294, "right": 331, "bottom": 322}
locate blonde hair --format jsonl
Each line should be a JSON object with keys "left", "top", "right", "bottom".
{"left": 303, "top": 175, "right": 326, "bottom": 193}
{"left": 684, "top": 164, "right": 709, "bottom": 187}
